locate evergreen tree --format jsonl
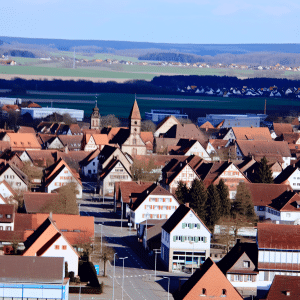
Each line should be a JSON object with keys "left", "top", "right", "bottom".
{"left": 175, "top": 181, "right": 189, "bottom": 204}
{"left": 232, "top": 182, "right": 256, "bottom": 222}
{"left": 216, "top": 179, "right": 231, "bottom": 216}
{"left": 189, "top": 179, "right": 207, "bottom": 222}
{"left": 205, "top": 184, "right": 221, "bottom": 229}
{"left": 254, "top": 156, "right": 274, "bottom": 183}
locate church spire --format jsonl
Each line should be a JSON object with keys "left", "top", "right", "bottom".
{"left": 129, "top": 98, "right": 141, "bottom": 120}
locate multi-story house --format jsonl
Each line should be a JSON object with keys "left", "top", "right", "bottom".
{"left": 161, "top": 204, "right": 211, "bottom": 272}
{"left": 218, "top": 241, "right": 258, "bottom": 299}
{"left": 99, "top": 158, "right": 132, "bottom": 196}
{"left": 256, "top": 223, "right": 300, "bottom": 298}
{"left": 129, "top": 183, "right": 179, "bottom": 229}
{"left": 43, "top": 158, "right": 82, "bottom": 198}
{"left": 80, "top": 149, "right": 100, "bottom": 179}
{"left": 274, "top": 164, "right": 300, "bottom": 190}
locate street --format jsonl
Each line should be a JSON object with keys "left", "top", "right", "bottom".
{"left": 75, "top": 191, "right": 189, "bottom": 300}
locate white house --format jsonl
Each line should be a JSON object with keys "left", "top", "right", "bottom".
{"left": 0, "top": 204, "right": 15, "bottom": 231}
{"left": 23, "top": 216, "right": 79, "bottom": 276}
{"left": 43, "top": 158, "right": 82, "bottom": 198}
{"left": 0, "top": 163, "right": 28, "bottom": 192}
{"left": 161, "top": 204, "right": 211, "bottom": 272}
{"left": 80, "top": 149, "right": 100, "bottom": 179}
{"left": 129, "top": 184, "right": 180, "bottom": 229}
{"left": 274, "top": 165, "right": 300, "bottom": 190}
{"left": 0, "top": 180, "right": 17, "bottom": 199}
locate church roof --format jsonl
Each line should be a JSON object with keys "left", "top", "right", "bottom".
{"left": 129, "top": 99, "right": 141, "bottom": 120}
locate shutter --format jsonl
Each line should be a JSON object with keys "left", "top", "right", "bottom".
{"left": 145, "top": 205, "right": 146, "bottom": 209}
{"left": 182, "top": 223, "right": 186, "bottom": 229}
{"left": 181, "top": 236, "right": 184, "bottom": 242}
{"left": 150, "top": 214, "right": 153, "bottom": 218}
{"left": 142, "top": 214, "right": 144, "bottom": 218}
{"left": 195, "top": 236, "right": 199, "bottom": 242}
{"left": 204, "top": 237, "right": 207, "bottom": 243}
{"left": 231, "top": 275, "right": 234, "bottom": 281}
{"left": 170, "top": 198, "right": 172, "bottom": 202}
{"left": 173, "top": 236, "right": 176, "bottom": 242}
{"left": 163, "top": 198, "right": 165, "bottom": 202}
{"left": 252, "top": 275, "right": 255, "bottom": 282}
{"left": 197, "top": 223, "right": 200, "bottom": 229}
{"left": 169, "top": 206, "right": 171, "bottom": 210}
{"left": 189, "top": 223, "right": 192, "bottom": 229}
{"left": 156, "top": 198, "right": 158, "bottom": 202}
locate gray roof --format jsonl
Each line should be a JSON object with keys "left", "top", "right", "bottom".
{"left": 0, "top": 256, "right": 64, "bottom": 284}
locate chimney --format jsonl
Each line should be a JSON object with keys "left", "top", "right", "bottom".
{"left": 236, "top": 238, "right": 241, "bottom": 244}
{"left": 185, "top": 202, "right": 189, "bottom": 208}
{"left": 64, "top": 145, "right": 69, "bottom": 154}
{"left": 49, "top": 211, "right": 52, "bottom": 219}
{"left": 285, "top": 291, "right": 291, "bottom": 296}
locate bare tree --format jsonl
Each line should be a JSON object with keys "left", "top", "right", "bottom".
{"left": 141, "top": 120, "right": 156, "bottom": 133}
{"left": 101, "top": 114, "right": 120, "bottom": 128}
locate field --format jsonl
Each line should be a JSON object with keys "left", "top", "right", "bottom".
{"left": 3, "top": 50, "right": 300, "bottom": 82}
{"left": 13, "top": 92, "right": 300, "bottom": 120}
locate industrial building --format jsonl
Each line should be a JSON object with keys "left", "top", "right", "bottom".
{"left": 145, "top": 109, "right": 188, "bottom": 123}
{"left": 198, "top": 113, "right": 267, "bottom": 128}
{"left": 21, "top": 107, "right": 84, "bottom": 121}
{"left": 0, "top": 97, "right": 22, "bottom": 106}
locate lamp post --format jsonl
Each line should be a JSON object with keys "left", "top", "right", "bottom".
{"left": 163, "top": 277, "right": 170, "bottom": 300}
{"left": 112, "top": 253, "right": 118, "bottom": 300}
{"left": 153, "top": 248, "right": 161, "bottom": 278}
{"left": 79, "top": 282, "right": 81, "bottom": 300}
{"left": 189, "top": 241, "right": 195, "bottom": 273}
{"left": 145, "top": 212, "right": 149, "bottom": 248}
{"left": 120, "top": 257, "right": 128, "bottom": 300}
{"left": 100, "top": 223, "right": 103, "bottom": 253}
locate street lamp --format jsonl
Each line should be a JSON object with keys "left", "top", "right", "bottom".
{"left": 190, "top": 241, "right": 195, "bottom": 273}
{"left": 153, "top": 248, "right": 161, "bottom": 278}
{"left": 113, "top": 253, "right": 118, "bottom": 300}
{"left": 100, "top": 223, "right": 104, "bottom": 253}
{"left": 163, "top": 276, "right": 170, "bottom": 300}
{"left": 79, "top": 281, "right": 81, "bottom": 300}
{"left": 120, "top": 257, "right": 128, "bottom": 300}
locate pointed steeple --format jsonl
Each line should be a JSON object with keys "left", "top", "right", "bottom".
{"left": 129, "top": 99, "right": 141, "bottom": 120}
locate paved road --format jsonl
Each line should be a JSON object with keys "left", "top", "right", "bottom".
{"left": 77, "top": 195, "right": 188, "bottom": 299}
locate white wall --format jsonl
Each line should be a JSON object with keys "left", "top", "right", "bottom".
{"left": 0, "top": 183, "right": 14, "bottom": 199}
{"left": 82, "top": 157, "right": 99, "bottom": 177}
{"left": 43, "top": 235, "right": 78, "bottom": 276}
{"left": 46, "top": 166, "right": 82, "bottom": 198}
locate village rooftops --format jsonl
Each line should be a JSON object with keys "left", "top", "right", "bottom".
{"left": 273, "top": 122, "right": 294, "bottom": 137}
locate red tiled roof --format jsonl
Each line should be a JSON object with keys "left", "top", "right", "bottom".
{"left": 266, "top": 275, "right": 300, "bottom": 299}
{"left": 236, "top": 140, "right": 291, "bottom": 158}
{"left": 257, "top": 223, "right": 300, "bottom": 250}
{"left": 23, "top": 192, "right": 60, "bottom": 213}
{"left": 232, "top": 127, "right": 272, "bottom": 141}
{"left": 27, "top": 102, "right": 42, "bottom": 108}
{"left": 174, "top": 258, "right": 243, "bottom": 300}
{"left": 17, "top": 126, "right": 36, "bottom": 134}
{"left": 5, "top": 133, "right": 41, "bottom": 150}
{"left": 273, "top": 123, "right": 294, "bottom": 136}
{"left": 0, "top": 204, "right": 15, "bottom": 223}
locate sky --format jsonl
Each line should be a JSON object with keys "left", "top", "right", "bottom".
{"left": 1, "top": 0, "right": 300, "bottom": 44}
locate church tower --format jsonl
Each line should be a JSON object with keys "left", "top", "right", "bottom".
{"left": 129, "top": 99, "right": 141, "bottom": 136}
{"left": 90, "top": 99, "right": 101, "bottom": 129}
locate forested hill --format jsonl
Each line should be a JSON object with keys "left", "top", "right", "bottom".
{"left": 0, "top": 36, "right": 299, "bottom": 56}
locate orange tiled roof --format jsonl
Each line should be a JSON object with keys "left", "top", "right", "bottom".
{"left": 232, "top": 127, "right": 272, "bottom": 141}
{"left": 27, "top": 102, "right": 42, "bottom": 108}
{"left": 92, "top": 134, "right": 109, "bottom": 145}
{"left": 17, "top": 126, "right": 36, "bottom": 134}
{"left": 5, "top": 133, "right": 41, "bottom": 150}
{"left": 175, "top": 258, "right": 243, "bottom": 300}
{"left": 200, "top": 121, "right": 214, "bottom": 129}
{"left": 273, "top": 123, "right": 293, "bottom": 136}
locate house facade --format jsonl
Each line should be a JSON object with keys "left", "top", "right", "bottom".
{"left": 161, "top": 204, "right": 211, "bottom": 272}
{"left": 130, "top": 184, "right": 179, "bottom": 229}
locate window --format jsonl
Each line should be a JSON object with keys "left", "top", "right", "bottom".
{"left": 62, "top": 245, "right": 67, "bottom": 250}
{"left": 243, "top": 261, "right": 250, "bottom": 268}
{"left": 55, "top": 245, "right": 60, "bottom": 250}
{"left": 0, "top": 226, "right": 3, "bottom": 230}
{"left": 201, "top": 288, "right": 206, "bottom": 295}
{"left": 6, "top": 214, "right": 11, "bottom": 219}
{"left": 6, "top": 226, "right": 11, "bottom": 231}
{"left": 221, "top": 289, "right": 227, "bottom": 296}
{"left": 247, "top": 275, "right": 252, "bottom": 282}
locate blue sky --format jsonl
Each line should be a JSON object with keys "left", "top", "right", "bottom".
{"left": 1, "top": 0, "right": 299, "bottom": 44}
